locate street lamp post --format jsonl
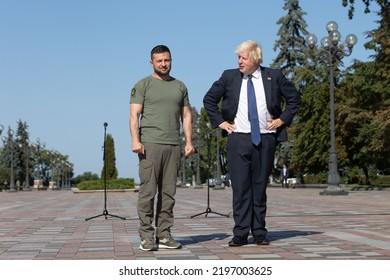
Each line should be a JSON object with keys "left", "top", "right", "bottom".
{"left": 32, "top": 138, "right": 45, "bottom": 190}
{"left": 50, "top": 153, "right": 57, "bottom": 190}
{"left": 306, "top": 21, "right": 357, "bottom": 196}
{"left": 60, "top": 160, "right": 66, "bottom": 189}
{"left": 24, "top": 139, "right": 30, "bottom": 190}
{"left": 64, "top": 162, "right": 72, "bottom": 189}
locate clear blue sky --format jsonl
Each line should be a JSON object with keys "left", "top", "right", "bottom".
{"left": 0, "top": 0, "right": 379, "bottom": 181}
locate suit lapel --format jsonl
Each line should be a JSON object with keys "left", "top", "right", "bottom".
{"left": 261, "top": 67, "right": 272, "bottom": 109}
{"left": 232, "top": 70, "right": 243, "bottom": 107}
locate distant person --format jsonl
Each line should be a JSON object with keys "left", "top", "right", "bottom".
{"left": 129, "top": 45, "right": 195, "bottom": 251}
{"left": 203, "top": 40, "right": 301, "bottom": 247}
{"left": 282, "top": 164, "right": 289, "bottom": 188}
{"left": 16, "top": 180, "right": 21, "bottom": 191}
{"left": 3, "top": 180, "right": 8, "bottom": 191}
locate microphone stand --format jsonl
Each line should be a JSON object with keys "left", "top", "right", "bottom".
{"left": 85, "top": 122, "right": 126, "bottom": 221}
{"left": 191, "top": 126, "right": 229, "bottom": 218}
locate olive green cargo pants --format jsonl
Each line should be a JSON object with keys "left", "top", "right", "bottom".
{"left": 137, "top": 143, "right": 181, "bottom": 239}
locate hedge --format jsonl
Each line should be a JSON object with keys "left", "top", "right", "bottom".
{"left": 77, "top": 178, "right": 135, "bottom": 190}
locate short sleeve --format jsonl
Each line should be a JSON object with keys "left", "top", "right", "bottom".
{"left": 130, "top": 84, "right": 144, "bottom": 105}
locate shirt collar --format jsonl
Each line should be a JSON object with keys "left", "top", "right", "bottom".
{"left": 246, "top": 67, "right": 261, "bottom": 79}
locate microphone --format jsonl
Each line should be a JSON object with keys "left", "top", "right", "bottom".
{"left": 104, "top": 122, "right": 108, "bottom": 127}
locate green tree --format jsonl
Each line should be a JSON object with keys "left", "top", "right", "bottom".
{"left": 197, "top": 108, "right": 211, "bottom": 182}
{"left": 291, "top": 0, "right": 389, "bottom": 183}
{"left": 0, "top": 126, "right": 14, "bottom": 187}
{"left": 72, "top": 171, "right": 99, "bottom": 185}
{"left": 342, "top": 0, "right": 373, "bottom": 19}
{"left": 46, "top": 149, "right": 72, "bottom": 187}
{"left": 271, "top": 0, "right": 311, "bottom": 79}
{"left": 101, "top": 133, "right": 118, "bottom": 180}
{"left": 290, "top": 65, "right": 334, "bottom": 179}
{"left": 289, "top": 43, "right": 350, "bottom": 181}
{"left": 337, "top": 1, "right": 390, "bottom": 183}
{"left": 271, "top": 0, "right": 310, "bottom": 177}
{"left": 1, "top": 121, "right": 74, "bottom": 188}
{"left": 197, "top": 107, "right": 228, "bottom": 183}
{"left": 179, "top": 105, "right": 199, "bottom": 185}
{"left": 31, "top": 149, "right": 72, "bottom": 186}
{"left": 363, "top": 0, "right": 390, "bottom": 85}
{"left": 0, "top": 127, "right": 13, "bottom": 169}
{"left": 14, "top": 120, "right": 31, "bottom": 187}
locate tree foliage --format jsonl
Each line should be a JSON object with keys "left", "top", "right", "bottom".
{"left": 286, "top": 0, "right": 390, "bottom": 183}
{"left": 271, "top": 0, "right": 311, "bottom": 80}
{"left": 271, "top": 0, "right": 311, "bottom": 177}
{"left": 14, "top": 120, "right": 31, "bottom": 185}
{"left": 336, "top": 1, "right": 390, "bottom": 183}
{"left": 101, "top": 133, "right": 118, "bottom": 180}
{"left": 342, "top": 0, "right": 373, "bottom": 19}
{"left": 72, "top": 171, "right": 101, "bottom": 185}
{"left": 290, "top": 64, "right": 332, "bottom": 177}
{"left": 1, "top": 120, "right": 73, "bottom": 188}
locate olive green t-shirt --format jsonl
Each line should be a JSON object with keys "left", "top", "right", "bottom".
{"left": 130, "top": 75, "right": 190, "bottom": 145}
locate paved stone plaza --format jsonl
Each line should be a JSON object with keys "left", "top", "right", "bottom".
{"left": 0, "top": 186, "right": 389, "bottom": 260}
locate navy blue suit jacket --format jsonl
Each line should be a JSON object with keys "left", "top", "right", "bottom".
{"left": 203, "top": 66, "right": 301, "bottom": 142}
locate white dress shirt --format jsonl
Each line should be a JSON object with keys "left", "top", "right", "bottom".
{"left": 234, "top": 67, "right": 276, "bottom": 134}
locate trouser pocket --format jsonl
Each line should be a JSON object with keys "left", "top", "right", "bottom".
{"left": 139, "top": 159, "right": 153, "bottom": 185}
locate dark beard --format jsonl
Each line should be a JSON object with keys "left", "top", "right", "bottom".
{"left": 154, "top": 68, "right": 170, "bottom": 77}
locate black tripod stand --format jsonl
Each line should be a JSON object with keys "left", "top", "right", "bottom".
{"left": 85, "top": 122, "right": 126, "bottom": 221}
{"left": 191, "top": 126, "right": 229, "bottom": 218}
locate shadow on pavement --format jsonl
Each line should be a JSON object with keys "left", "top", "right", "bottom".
{"left": 268, "top": 230, "right": 322, "bottom": 242}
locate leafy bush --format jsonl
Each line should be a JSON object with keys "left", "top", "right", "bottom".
{"left": 341, "top": 166, "right": 361, "bottom": 184}
{"left": 77, "top": 178, "right": 135, "bottom": 190}
{"left": 302, "top": 173, "right": 327, "bottom": 184}
{"left": 371, "top": 175, "right": 390, "bottom": 185}
{"left": 72, "top": 172, "right": 99, "bottom": 185}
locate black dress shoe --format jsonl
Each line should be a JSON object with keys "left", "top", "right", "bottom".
{"left": 228, "top": 236, "right": 248, "bottom": 247}
{"left": 253, "top": 237, "right": 270, "bottom": 245}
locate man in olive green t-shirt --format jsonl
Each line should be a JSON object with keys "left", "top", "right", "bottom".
{"left": 129, "top": 45, "right": 195, "bottom": 251}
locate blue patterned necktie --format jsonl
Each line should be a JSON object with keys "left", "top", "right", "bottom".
{"left": 247, "top": 75, "right": 261, "bottom": 145}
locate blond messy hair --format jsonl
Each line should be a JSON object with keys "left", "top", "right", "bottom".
{"left": 235, "top": 40, "right": 263, "bottom": 64}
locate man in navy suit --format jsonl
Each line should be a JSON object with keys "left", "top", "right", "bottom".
{"left": 203, "top": 40, "right": 301, "bottom": 246}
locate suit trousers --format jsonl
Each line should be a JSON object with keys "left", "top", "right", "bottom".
{"left": 227, "top": 133, "right": 276, "bottom": 239}
{"left": 137, "top": 143, "right": 180, "bottom": 239}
